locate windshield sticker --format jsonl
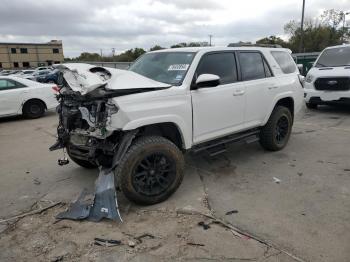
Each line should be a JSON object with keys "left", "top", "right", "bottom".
{"left": 175, "top": 74, "right": 183, "bottom": 80}
{"left": 168, "top": 64, "right": 189, "bottom": 71}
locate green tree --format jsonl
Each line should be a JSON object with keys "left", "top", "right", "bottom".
{"left": 256, "top": 36, "right": 289, "bottom": 47}
{"left": 284, "top": 9, "right": 346, "bottom": 52}
{"left": 150, "top": 45, "right": 165, "bottom": 51}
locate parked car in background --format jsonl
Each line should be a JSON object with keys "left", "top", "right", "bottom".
{"left": 27, "top": 69, "right": 52, "bottom": 81}
{"left": 304, "top": 44, "right": 350, "bottom": 108}
{"left": 0, "top": 76, "right": 59, "bottom": 118}
{"left": 36, "top": 69, "right": 61, "bottom": 84}
{"left": 0, "top": 70, "right": 18, "bottom": 76}
{"left": 36, "top": 66, "right": 52, "bottom": 71}
{"left": 13, "top": 70, "right": 35, "bottom": 78}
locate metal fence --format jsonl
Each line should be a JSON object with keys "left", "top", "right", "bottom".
{"left": 69, "top": 61, "right": 132, "bottom": 69}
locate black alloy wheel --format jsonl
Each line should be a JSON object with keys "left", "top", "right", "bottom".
{"left": 132, "top": 153, "right": 176, "bottom": 197}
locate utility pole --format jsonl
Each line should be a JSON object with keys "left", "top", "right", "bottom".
{"left": 100, "top": 49, "right": 103, "bottom": 57}
{"left": 299, "top": 0, "right": 306, "bottom": 53}
{"left": 342, "top": 12, "right": 350, "bottom": 43}
{"left": 209, "top": 35, "right": 213, "bottom": 46}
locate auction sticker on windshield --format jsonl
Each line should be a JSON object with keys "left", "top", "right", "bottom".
{"left": 168, "top": 64, "right": 189, "bottom": 71}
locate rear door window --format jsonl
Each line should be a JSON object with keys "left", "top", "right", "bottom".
{"left": 271, "top": 51, "right": 296, "bottom": 74}
{"left": 0, "top": 79, "right": 25, "bottom": 90}
{"left": 196, "top": 52, "right": 237, "bottom": 85}
{"left": 238, "top": 52, "right": 269, "bottom": 81}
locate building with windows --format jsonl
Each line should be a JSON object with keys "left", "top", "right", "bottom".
{"left": 0, "top": 40, "right": 64, "bottom": 69}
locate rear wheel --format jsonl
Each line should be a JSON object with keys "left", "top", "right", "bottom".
{"left": 116, "top": 136, "right": 185, "bottom": 205}
{"left": 23, "top": 100, "right": 45, "bottom": 119}
{"left": 260, "top": 106, "right": 292, "bottom": 151}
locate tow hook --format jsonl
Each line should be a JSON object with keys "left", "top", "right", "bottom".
{"left": 58, "top": 149, "right": 69, "bottom": 166}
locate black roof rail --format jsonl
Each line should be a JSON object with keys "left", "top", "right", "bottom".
{"left": 227, "top": 43, "right": 282, "bottom": 48}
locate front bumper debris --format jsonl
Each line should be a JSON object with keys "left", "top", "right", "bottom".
{"left": 55, "top": 130, "right": 138, "bottom": 222}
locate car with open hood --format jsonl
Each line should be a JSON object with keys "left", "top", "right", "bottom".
{"left": 50, "top": 46, "right": 303, "bottom": 209}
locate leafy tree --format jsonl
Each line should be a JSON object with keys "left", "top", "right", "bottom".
{"left": 283, "top": 9, "right": 347, "bottom": 52}
{"left": 256, "top": 36, "right": 288, "bottom": 47}
{"left": 170, "top": 42, "right": 203, "bottom": 48}
{"left": 150, "top": 45, "right": 165, "bottom": 51}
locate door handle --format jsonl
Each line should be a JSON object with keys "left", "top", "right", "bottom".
{"left": 268, "top": 85, "right": 278, "bottom": 90}
{"left": 233, "top": 90, "right": 245, "bottom": 96}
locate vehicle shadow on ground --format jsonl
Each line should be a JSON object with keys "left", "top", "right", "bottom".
{"left": 0, "top": 110, "right": 56, "bottom": 124}
{"left": 309, "top": 104, "right": 350, "bottom": 115}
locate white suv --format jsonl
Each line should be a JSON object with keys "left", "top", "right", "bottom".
{"left": 50, "top": 46, "right": 303, "bottom": 205}
{"left": 304, "top": 44, "right": 350, "bottom": 109}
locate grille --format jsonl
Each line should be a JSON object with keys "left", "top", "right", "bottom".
{"left": 314, "top": 77, "right": 350, "bottom": 91}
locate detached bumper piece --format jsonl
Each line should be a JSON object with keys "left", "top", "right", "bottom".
{"left": 56, "top": 168, "right": 122, "bottom": 222}
{"left": 55, "top": 130, "right": 138, "bottom": 223}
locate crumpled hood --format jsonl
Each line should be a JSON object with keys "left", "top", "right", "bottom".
{"left": 55, "top": 63, "right": 170, "bottom": 95}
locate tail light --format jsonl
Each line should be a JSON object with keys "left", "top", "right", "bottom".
{"left": 52, "top": 85, "right": 60, "bottom": 93}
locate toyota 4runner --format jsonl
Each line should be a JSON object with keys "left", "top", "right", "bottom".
{"left": 304, "top": 44, "right": 350, "bottom": 108}
{"left": 51, "top": 46, "right": 303, "bottom": 206}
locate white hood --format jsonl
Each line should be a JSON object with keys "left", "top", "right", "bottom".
{"left": 57, "top": 63, "right": 170, "bottom": 95}
{"left": 308, "top": 66, "right": 350, "bottom": 78}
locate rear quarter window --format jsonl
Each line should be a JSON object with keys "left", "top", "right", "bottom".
{"left": 271, "top": 51, "right": 297, "bottom": 74}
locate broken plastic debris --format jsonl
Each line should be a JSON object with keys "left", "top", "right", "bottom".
{"left": 94, "top": 238, "right": 121, "bottom": 247}
{"left": 198, "top": 221, "right": 211, "bottom": 230}
{"left": 273, "top": 177, "right": 281, "bottom": 184}
{"left": 225, "top": 210, "right": 239, "bottom": 215}
{"left": 128, "top": 240, "right": 136, "bottom": 247}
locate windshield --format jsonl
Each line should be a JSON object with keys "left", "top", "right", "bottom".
{"left": 129, "top": 52, "right": 195, "bottom": 85}
{"left": 316, "top": 46, "right": 350, "bottom": 67}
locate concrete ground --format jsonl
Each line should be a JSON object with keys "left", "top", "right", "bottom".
{"left": 0, "top": 106, "right": 349, "bottom": 261}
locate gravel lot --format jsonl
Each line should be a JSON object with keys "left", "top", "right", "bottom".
{"left": 0, "top": 105, "right": 349, "bottom": 262}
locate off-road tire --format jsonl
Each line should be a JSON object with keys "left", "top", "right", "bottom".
{"left": 116, "top": 136, "right": 185, "bottom": 205}
{"left": 306, "top": 102, "right": 318, "bottom": 109}
{"left": 67, "top": 148, "right": 98, "bottom": 169}
{"left": 23, "top": 100, "right": 46, "bottom": 119}
{"left": 260, "top": 106, "right": 292, "bottom": 151}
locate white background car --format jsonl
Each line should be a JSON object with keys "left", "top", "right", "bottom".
{"left": 0, "top": 76, "right": 58, "bottom": 118}
{"left": 304, "top": 44, "right": 350, "bottom": 108}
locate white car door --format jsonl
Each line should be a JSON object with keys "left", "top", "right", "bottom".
{"left": 237, "top": 51, "right": 277, "bottom": 128}
{"left": 0, "top": 79, "right": 26, "bottom": 116}
{"left": 191, "top": 52, "right": 246, "bottom": 144}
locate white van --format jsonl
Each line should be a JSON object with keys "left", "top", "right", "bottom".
{"left": 304, "top": 44, "right": 350, "bottom": 108}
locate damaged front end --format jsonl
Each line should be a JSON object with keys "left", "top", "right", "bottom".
{"left": 50, "top": 84, "right": 122, "bottom": 168}
{"left": 50, "top": 64, "right": 145, "bottom": 222}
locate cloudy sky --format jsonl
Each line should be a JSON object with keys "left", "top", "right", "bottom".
{"left": 1, "top": 0, "right": 349, "bottom": 57}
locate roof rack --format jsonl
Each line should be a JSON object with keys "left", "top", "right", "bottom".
{"left": 227, "top": 43, "right": 282, "bottom": 48}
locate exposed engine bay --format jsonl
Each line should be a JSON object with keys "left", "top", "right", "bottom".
{"left": 50, "top": 64, "right": 168, "bottom": 167}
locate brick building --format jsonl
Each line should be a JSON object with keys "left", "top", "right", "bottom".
{"left": 0, "top": 40, "right": 64, "bottom": 69}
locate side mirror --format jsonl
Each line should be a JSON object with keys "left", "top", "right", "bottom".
{"left": 195, "top": 74, "right": 220, "bottom": 88}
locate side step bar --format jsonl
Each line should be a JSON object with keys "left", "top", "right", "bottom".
{"left": 191, "top": 129, "right": 260, "bottom": 156}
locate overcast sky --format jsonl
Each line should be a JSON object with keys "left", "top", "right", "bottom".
{"left": 1, "top": 0, "right": 349, "bottom": 57}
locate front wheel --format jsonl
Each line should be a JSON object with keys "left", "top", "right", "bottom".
{"left": 116, "top": 136, "right": 185, "bottom": 205}
{"left": 260, "top": 106, "right": 293, "bottom": 151}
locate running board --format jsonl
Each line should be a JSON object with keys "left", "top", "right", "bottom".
{"left": 191, "top": 129, "right": 260, "bottom": 156}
